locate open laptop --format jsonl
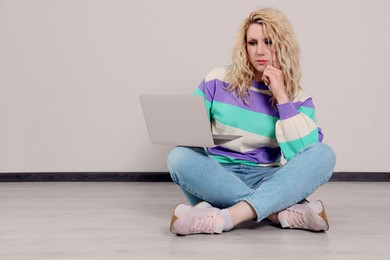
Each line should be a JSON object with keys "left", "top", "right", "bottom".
{"left": 139, "top": 95, "right": 242, "bottom": 147}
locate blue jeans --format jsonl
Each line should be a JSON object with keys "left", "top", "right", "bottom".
{"left": 167, "top": 142, "right": 336, "bottom": 222}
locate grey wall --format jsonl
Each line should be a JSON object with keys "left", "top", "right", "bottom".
{"left": 1, "top": 0, "right": 389, "bottom": 173}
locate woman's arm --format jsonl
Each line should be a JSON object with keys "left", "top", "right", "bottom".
{"left": 275, "top": 98, "right": 322, "bottom": 161}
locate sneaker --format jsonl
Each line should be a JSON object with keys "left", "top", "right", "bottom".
{"left": 170, "top": 204, "right": 225, "bottom": 235}
{"left": 194, "top": 201, "right": 213, "bottom": 208}
{"left": 277, "top": 200, "right": 329, "bottom": 231}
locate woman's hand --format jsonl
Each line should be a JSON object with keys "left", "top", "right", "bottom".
{"left": 261, "top": 52, "right": 289, "bottom": 104}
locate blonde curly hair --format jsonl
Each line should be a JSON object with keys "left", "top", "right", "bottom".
{"left": 225, "top": 8, "right": 302, "bottom": 104}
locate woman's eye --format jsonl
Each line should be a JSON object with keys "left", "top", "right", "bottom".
{"left": 265, "top": 39, "right": 272, "bottom": 45}
{"left": 247, "top": 41, "right": 257, "bottom": 46}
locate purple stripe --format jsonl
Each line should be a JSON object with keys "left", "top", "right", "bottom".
{"left": 318, "top": 127, "right": 324, "bottom": 142}
{"left": 198, "top": 80, "right": 215, "bottom": 103}
{"left": 253, "top": 81, "right": 269, "bottom": 90}
{"left": 198, "top": 79, "right": 315, "bottom": 118}
{"left": 293, "top": 98, "right": 315, "bottom": 109}
{"left": 208, "top": 146, "right": 281, "bottom": 164}
{"left": 277, "top": 102, "right": 299, "bottom": 120}
{"left": 199, "top": 79, "right": 279, "bottom": 117}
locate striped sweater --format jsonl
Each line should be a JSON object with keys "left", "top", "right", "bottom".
{"left": 194, "top": 66, "right": 323, "bottom": 166}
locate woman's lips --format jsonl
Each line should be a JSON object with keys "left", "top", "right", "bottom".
{"left": 256, "top": 60, "right": 268, "bottom": 65}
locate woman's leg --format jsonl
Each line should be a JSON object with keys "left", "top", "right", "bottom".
{"left": 242, "top": 142, "right": 336, "bottom": 222}
{"left": 227, "top": 201, "right": 257, "bottom": 226}
{"left": 168, "top": 143, "right": 336, "bottom": 234}
{"left": 168, "top": 146, "right": 261, "bottom": 234}
{"left": 222, "top": 143, "right": 335, "bottom": 231}
{"left": 167, "top": 146, "right": 255, "bottom": 207}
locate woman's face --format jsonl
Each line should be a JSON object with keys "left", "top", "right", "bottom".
{"left": 246, "top": 23, "right": 274, "bottom": 81}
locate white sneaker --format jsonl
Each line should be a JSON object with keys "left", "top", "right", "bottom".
{"left": 278, "top": 200, "right": 329, "bottom": 231}
{"left": 170, "top": 204, "right": 225, "bottom": 235}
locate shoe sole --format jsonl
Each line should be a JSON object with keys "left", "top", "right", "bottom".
{"left": 169, "top": 203, "right": 181, "bottom": 234}
{"left": 317, "top": 200, "right": 329, "bottom": 231}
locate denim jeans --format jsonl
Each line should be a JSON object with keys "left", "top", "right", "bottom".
{"left": 167, "top": 142, "right": 336, "bottom": 222}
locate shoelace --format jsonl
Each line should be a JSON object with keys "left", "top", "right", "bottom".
{"left": 285, "top": 207, "right": 307, "bottom": 227}
{"left": 189, "top": 212, "right": 218, "bottom": 233}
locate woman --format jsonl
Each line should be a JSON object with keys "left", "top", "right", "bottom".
{"left": 167, "top": 7, "right": 336, "bottom": 235}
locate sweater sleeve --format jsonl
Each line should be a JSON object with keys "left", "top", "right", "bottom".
{"left": 193, "top": 80, "right": 213, "bottom": 121}
{"left": 275, "top": 97, "right": 323, "bottom": 161}
{"left": 193, "top": 68, "right": 224, "bottom": 121}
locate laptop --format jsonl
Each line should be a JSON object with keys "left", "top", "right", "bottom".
{"left": 139, "top": 95, "right": 242, "bottom": 147}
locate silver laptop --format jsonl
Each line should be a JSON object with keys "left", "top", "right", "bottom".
{"left": 139, "top": 95, "right": 242, "bottom": 147}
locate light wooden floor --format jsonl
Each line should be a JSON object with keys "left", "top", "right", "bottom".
{"left": 0, "top": 182, "right": 389, "bottom": 260}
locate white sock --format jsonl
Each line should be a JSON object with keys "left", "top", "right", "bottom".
{"left": 220, "top": 209, "right": 234, "bottom": 232}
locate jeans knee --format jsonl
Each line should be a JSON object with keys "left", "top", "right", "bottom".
{"left": 167, "top": 147, "right": 190, "bottom": 171}
{"left": 310, "top": 143, "right": 337, "bottom": 181}
{"left": 167, "top": 146, "right": 201, "bottom": 183}
{"left": 316, "top": 143, "right": 336, "bottom": 166}
{"left": 167, "top": 147, "right": 184, "bottom": 182}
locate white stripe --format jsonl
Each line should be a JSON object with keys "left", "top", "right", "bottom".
{"left": 250, "top": 86, "right": 272, "bottom": 96}
{"left": 204, "top": 67, "right": 273, "bottom": 96}
{"left": 212, "top": 120, "right": 279, "bottom": 153}
{"left": 293, "top": 89, "right": 311, "bottom": 102}
{"left": 205, "top": 66, "right": 229, "bottom": 82}
{"left": 275, "top": 113, "right": 318, "bottom": 143}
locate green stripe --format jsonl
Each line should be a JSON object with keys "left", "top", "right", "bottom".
{"left": 279, "top": 128, "right": 319, "bottom": 160}
{"left": 212, "top": 101, "right": 278, "bottom": 138}
{"left": 194, "top": 88, "right": 212, "bottom": 121}
{"left": 298, "top": 106, "right": 317, "bottom": 123}
{"left": 194, "top": 88, "right": 278, "bottom": 137}
{"left": 211, "top": 155, "right": 260, "bottom": 166}
{"left": 210, "top": 154, "right": 281, "bottom": 166}
{"left": 193, "top": 88, "right": 204, "bottom": 97}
